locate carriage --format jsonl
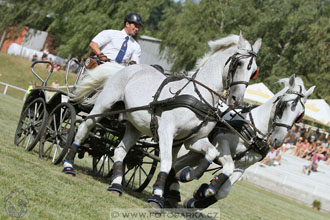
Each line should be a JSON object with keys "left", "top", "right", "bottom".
{"left": 14, "top": 60, "right": 160, "bottom": 192}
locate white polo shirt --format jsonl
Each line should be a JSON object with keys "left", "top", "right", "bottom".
{"left": 92, "top": 29, "right": 141, "bottom": 65}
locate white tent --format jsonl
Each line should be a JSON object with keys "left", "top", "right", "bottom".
{"left": 304, "top": 99, "right": 330, "bottom": 127}
{"left": 243, "top": 82, "right": 274, "bottom": 105}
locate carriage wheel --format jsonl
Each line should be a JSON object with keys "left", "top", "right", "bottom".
{"left": 123, "top": 139, "right": 159, "bottom": 192}
{"left": 39, "top": 102, "right": 76, "bottom": 164}
{"left": 91, "top": 126, "right": 123, "bottom": 177}
{"left": 92, "top": 153, "right": 114, "bottom": 177}
{"left": 14, "top": 97, "right": 48, "bottom": 151}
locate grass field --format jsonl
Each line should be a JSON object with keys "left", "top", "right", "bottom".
{"left": 1, "top": 94, "right": 330, "bottom": 220}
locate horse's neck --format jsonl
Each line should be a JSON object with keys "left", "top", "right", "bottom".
{"left": 250, "top": 93, "right": 282, "bottom": 135}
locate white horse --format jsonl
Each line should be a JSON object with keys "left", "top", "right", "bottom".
{"left": 173, "top": 75, "right": 315, "bottom": 209}
{"left": 63, "top": 33, "right": 262, "bottom": 210}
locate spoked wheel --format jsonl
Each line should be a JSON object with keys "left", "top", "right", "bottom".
{"left": 39, "top": 102, "right": 76, "bottom": 164}
{"left": 14, "top": 97, "right": 48, "bottom": 151}
{"left": 92, "top": 128, "right": 121, "bottom": 177}
{"left": 123, "top": 138, "right": 159, "bottom": 192}
{"left": 92, "top": 154, "right": 114, "bottom": 177}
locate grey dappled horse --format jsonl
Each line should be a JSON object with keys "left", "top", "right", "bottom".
{"left": 173, "top": 75, "right": 315, "bottom": 209}
{"left": 67, "top": 33, "right": 262, "bottom": 210}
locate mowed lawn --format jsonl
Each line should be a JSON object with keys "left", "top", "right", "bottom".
{"left": 1, "top": 94, "right": 330, "bottom": 219}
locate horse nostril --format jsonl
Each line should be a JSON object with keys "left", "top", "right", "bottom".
{"left": 232, "top": 96, "right": 237, "bottom": 101}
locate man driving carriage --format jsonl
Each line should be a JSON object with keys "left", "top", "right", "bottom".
{"left": 63, "top": 12, "right": 143, "bottom": 176}
{"left": 86, "top": 12, "right": 142, "bottom": 69}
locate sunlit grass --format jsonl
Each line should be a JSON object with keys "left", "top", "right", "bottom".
{"left": 1, "top": 94, "right": 330, "bottom": 219}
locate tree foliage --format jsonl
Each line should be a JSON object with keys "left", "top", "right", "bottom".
{"left": 0, "top": 0, "right": 329, "bottom": 103}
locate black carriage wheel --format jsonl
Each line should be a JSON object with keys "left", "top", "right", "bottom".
{"left": 122, "top": 139, "right": 159, "bottom": 192}
{"left": 14, "top": 97, "right": 48, "bottom": 151}
{"left": 92, "top": 130, "right": 121, "bottom": 177}
{"left": 92, "top": 154, "right": 114, "bottom": 177}
{"left": 39, "top": 102, "right": 76, "bottom": 164}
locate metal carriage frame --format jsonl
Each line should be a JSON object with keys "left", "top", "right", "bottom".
{"left": 14, "top": 60, "right": 160, "bottom": 192}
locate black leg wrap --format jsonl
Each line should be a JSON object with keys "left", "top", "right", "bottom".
{"left": 153, "top": 171, "right": 168, "bottom": 192}
{"left": 164, "top": 169, "right": 181, "bottom": 202}
{"left": 110, "top": 161, "right": 124, "bottom": 182}
{"left": 193, "top": 183, "right": 210, "bottom": 200}
{"left": 177, "top": 158, "right": 211, "bottom": 182}
{"left": 193, "top": 158, "right": 211, "bottom": 179}
{"left": 194, "top": 196, "right": 218, "bottom": 209}
{"left": 209, "top": 173, "right": 229, "bottom": 193}
{"left": 65, "top": 143, "right": 79, "bottom": 164}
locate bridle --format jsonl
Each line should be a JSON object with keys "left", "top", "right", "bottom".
{"left": 224, "top": 49, "right": 259, "bottom": 91}
{"left": 270, "top": 87, "right": 305, "bottom": 132}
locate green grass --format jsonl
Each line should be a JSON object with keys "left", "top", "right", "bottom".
{"left": 1, "top": 94, "right": 330, "bottom": 219}
{"left": 0, "top": 52, "right": 77, "bottom": 100}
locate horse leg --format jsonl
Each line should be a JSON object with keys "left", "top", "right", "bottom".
{"left": 164, "top": 146, "right": 182, "bottom": 208}
{"left": 62, "top": 106, "right": 105, "bottom": 176}
{"left": 184, "top": 168, "right": 243, "bottom": 210}
{"left": 107, "top": 122, "right": 141, "bottom": 195}
{"left": 176, "top": 137, "right": 219, "bottom": 182}
{"left": 148, "top": 121, "right": 174, "bottom": 211}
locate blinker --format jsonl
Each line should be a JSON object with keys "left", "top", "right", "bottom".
{"left": 251, "top": 67, "right": 259, "bottom": 80}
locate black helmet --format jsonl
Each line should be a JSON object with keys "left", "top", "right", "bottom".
{"left": 124, "top": 12, "right": 143, "bottom": 26}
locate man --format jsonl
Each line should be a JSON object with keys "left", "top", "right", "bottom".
{"left": 88, "top": 12, "right": 142, "bottom": 67}
{"left": 62, "top": 13, "right": 143, "bottom": 176}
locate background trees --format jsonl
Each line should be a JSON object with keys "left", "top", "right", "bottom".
{"left": 0, "top": 0, "right": 328, "bottom": 102}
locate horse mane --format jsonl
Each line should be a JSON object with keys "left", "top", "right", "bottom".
{"left": 197, "top": 34, "right": 239, "bottom": 68}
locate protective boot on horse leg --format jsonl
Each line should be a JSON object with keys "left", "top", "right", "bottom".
{"left": 176, "top": 138, "right": 219, "bottom": 182}
{"left": 162, "top": 145, "right": 182, "bottom": 208}
{"left": 62, "top": 116, "right": 100, "bottom": 176}
{"left": 147, "top": 122, "right": 174, "bottom": 212}
{"left": 107, "top": 123, "right": 141, "bottom": 195}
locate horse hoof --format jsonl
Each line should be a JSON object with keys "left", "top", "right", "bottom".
{"left": 148, "top": 195, "right": 164, "bottom": 213}
{"left": 107, "top": 183, "right": 123, "bottom": 196}
{"left": 183, "top": 197, "right": 195, "bottom": 209}
{"left": 149, "top": 201, "right": 162, "bottom": 213}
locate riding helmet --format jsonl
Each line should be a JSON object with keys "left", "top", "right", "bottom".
{"left": 124, "top": 13, "right": 143, "bottom": 26}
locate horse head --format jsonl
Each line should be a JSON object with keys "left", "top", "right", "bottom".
{"left": 268, "top": 74, "right": 315, "bottom": 148}
{"left": 225, "top": 32, "right": 262, "bottom": 107}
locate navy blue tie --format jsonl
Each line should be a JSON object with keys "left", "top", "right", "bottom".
{"left": 115, "top": 36, "right": 129, "bottom": 63}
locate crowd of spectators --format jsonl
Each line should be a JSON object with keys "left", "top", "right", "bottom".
{"left": 283, "top": 124, "right": 330, "bottom": 174}
{"left": 260, "top": 124, "right": 330, "bottom": 171}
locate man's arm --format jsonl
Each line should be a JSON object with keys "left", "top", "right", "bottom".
{"left": 89, "top": 41, "right": 102, "bottom": 56}
{"left": 89, "top": 41, "right": 109, "bottom": 61}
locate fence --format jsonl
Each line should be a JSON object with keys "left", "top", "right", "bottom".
{"left": 0, "top": 81, "right": 27, "bottom": 100}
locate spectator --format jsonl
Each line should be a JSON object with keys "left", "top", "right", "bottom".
{"left": 298, "top": 123, "right": 306, "bottom": 139}
{"left": 303, "top": 152, "right": 322, "bottom": 175}
{"left": 292, "top": 137, "right": 303, "bottom": 156}
{"left": 260, "top": 148, "right": 277, "bottom": 166}
{"left": 51, "top": 80, "right": 60, "bottom": 89}
{"left": 299, "top": 138, "right": 310, "bottom": 157}
{"left": 32, "top": 54, "right": 38, "bottom": 62}
{"left": 314, "top": 128, "right": 321, "bottom": 141}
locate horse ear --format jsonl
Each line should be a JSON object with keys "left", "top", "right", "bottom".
{"left": 288, "top": 74, "right": 296, "bottom": 89}
{"left": 304, "top": 86, "right": 315, "bottom": 99}
{"left": 237, "top": 31, "right": 245, "bottom": 49}
{"left": 252, "top": 38, "right": 262, "bottom": 54}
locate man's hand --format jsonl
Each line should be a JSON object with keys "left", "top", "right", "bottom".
{"left": 97, "top": 53, "right": 109, "bottom": 62}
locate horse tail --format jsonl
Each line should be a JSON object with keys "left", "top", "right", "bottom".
{"left": 72, "top": 63, "right": 124, "bottom": 104}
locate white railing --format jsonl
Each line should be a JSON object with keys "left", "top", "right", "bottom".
{"left": 0, "top": 81, "right": 27, "bottom": 100}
